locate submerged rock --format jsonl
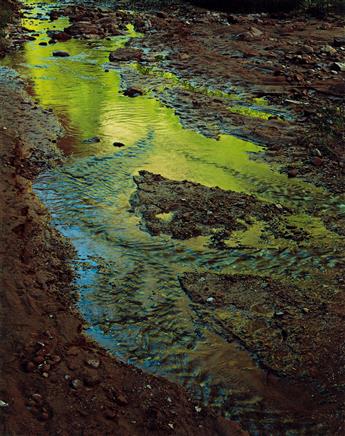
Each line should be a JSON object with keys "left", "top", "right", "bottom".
{"left": 82, "top": 136, "right": 101, "bottom": 144}
{"left": 52, "top": 50, "right": 70, "bottom": 57}
{"left": 123, "top": 87, "right": 144, "bottom": 98}
{"left": 130, "top": 171, "right": 291, "bottom": 246}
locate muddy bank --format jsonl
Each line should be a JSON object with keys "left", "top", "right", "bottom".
{"left": 130, "top": 170, "right": 304, "bottom": 247}
{"left": 0, "top": 69, "right": 245, "bottom": 435}
{"left": 0, "top": 0, "right": 34, "bottom": 58}
{"left": 105, "top": 3, "right": 344, "bottom": 193}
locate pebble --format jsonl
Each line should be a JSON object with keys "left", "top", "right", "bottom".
{"left": 32, "top": 393, "right": 43, "bottom": 403}
{"left": 38, "top": 412, "right": 49, "bottom": 421}
{"left": 82, "top": 136, "right": 100, "bottom": 144}
{"left": 288, "top": 168, "right": 298, "bottom": 178}
{"left": 26, "top": 361, "right": 35, "bottom": 372}
{"left": 0, "top": 400, "right": 9, "bottom": 408}
{"left": 34, "top": 355, "right": 45, "bottom": 364}
{"left": 70, "top": 379, "right": 82, "bottom": 389}
{"left": 116, "top": 393, "right": 128, "bottom": 406}
{"left": 83, "top": 372, "right": 101, "bottom": 387}
{"left": 206, "top": 297, "right": 215, "bottom": 303}
{"left": 52, "top": 50, "right": 70, "bottom": 57}
{"left": 311, "top": 156, "right": 323, "bottom": 167}
{"left": 86, "top": 358, "right": 100, "bottom": 369}
{"left": 123, "top": 87, "right": 143, "bottom": 98}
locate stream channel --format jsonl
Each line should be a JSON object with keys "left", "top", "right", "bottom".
{"left": 2, "top": 0, "right": 345, "bottom": 433}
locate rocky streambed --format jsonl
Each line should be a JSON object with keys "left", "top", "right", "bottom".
{"left": 1, "top": 0, "right": 345, "bottom": 434}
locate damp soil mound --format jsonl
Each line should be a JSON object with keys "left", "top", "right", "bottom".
{"left": 130, "top": 170, "right": 302, "bottom": 247}
{"left": 179, "top": 271, "right": 345, "bottom": 428}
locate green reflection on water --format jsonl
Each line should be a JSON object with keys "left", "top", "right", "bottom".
{"left": 1, "top": 0, "right": 342, "bottom": 248}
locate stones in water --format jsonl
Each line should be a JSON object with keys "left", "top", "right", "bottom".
{"left": 109, "top": 48, "right": 143, "bottom": 62}
{"left": 82, "top": 136, "right": 101, "bottom": 144}
{"left": 123, "top": 87, "right": 143, "bottom": 98}
{"left": 52, "top": 50, "right": 70, "bottom": 57}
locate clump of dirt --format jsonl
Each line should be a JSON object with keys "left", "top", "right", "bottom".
{"left": 0, "top": 69, "right": 245, "bottom": 435}
{"left": 130, "top": 170, "right": 315, "bottom": 248}
{"left": 179, "top": 271, "right": 345, "bottom": 429}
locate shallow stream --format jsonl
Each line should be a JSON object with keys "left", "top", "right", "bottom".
{"left": 2, "top": 0, "right": 344, "bottom": 432}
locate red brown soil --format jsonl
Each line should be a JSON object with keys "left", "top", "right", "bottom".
{"left": 0, "top": 73, "right": 245, "bottom": 435}
{"left": 122, "top": 4, "right": 345, "bottom": 193}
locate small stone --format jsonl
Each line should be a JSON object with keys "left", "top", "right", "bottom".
{"left": 86, "top": 358, "right": 100, "bottom": 369}
{"left": 168, "top": 423, "right": 174, "bottom": 429}
{"left": 206, "top": 297, "right": 215, "bottom": 303}
{"left": 32, "top": 394, "right": 43, "bottom": 403}
{"left": 275, "top": 311, "right": 284, "bottom": 317}
{"left": 123, "top": 87, "right": 143, "bottom": 98}
{"left": 311, "top": 156, "right": 323, "bottom": 167}
{"left": 42, "top": 372, "right": 49, "bottom": 378}
{"left": 52, "top": 50, "right": 70, "bottom": 57}
{"left": 321, "top": 45, "right": 336, "bottom": 55}
{"left": 34, "top": 355, "right": 45, "bottom": 364}
{"left": 113, "top": 142, "right": 125, "bottom": 148}
{"left": 49, "top": 355, "right": 61, "bottom": 365}
{"left": 38, "top": 412, "right": 49, "bottom": 421}
{"left": 109, "top": 48, "right": 143, "bottom": 62}
{"left": 70, "top": 379, "right": 82, "bottom": 389}
{"left": 0, "top": 400, "right": 9, "bottom": 408}
{"left": 333, "top": 37, "right": 345, "bottom": 47}
{"left": 83, "top": 136, "right": 100, "bottom": 144}
{"left": 116, "top": 394, "right": 128, "bottom": 406}
{"left": 25, "top": 361, "right": 35, "bottom": 372}
{"left": 302, "top": 307, "right": 310, "bottom": 313}
{"left": 288, "top": 168, "right": 298, "bottom": 178}
{"left": 41, "top": 364, "right": 51, "bottom": 372}
{"left": 83, "top": 372, "right": 101, "bottom": 387}
{"left": 195, "top": 406, "right": 202, "bottom": 413}
{"left": 331, "top": 62, "right": 345, "bottom": 72}
{"left": 104, "top": 409, "right": 117, "bottom": 420}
